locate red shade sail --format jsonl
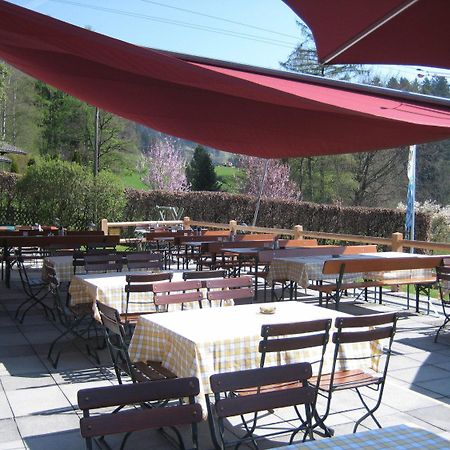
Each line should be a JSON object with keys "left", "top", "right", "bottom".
{"left": 283, "top": 0, "right": 450, "bottom": 69}
{"left": 0, "top": 1, "right": 449, "bottom": 159}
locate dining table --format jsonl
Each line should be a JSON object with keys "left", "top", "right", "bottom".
{"left": 273, "top": 424, "right": 450, "bottom": 449}
{"left": 68, "top": 271, "right": 189, "bottom": 317}
{"left": 128, "top": 301, "right": 379, "bottom": 414}
{"left": 68, "top": 269, "right": 234, "bottom": 319}
{"left": 266, "top": 251, "right": 434, "bottom": 288}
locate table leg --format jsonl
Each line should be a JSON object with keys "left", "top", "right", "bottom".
{"left": 253, "top": 256, "right": 258, "bottom": 303}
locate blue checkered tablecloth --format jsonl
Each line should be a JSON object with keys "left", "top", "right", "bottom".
{"left": 277, "top": 424, "right": 450, "bottom": 449}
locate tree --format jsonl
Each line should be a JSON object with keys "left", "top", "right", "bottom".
{"left": 84, "top": 106, "right": 139, "bottom": 174}
{"left": 16, "top": 158, "right": 125, "bottom": 228}
{"left": 34, "top": 81, "right": 86, "bottom": 159}
{"left": 281, "top": 22, "right": 368, "bottom": 80}
{"left": 239, "top": 156, "right": 299, "bottom": 200}
{"left": 281, "top": 23, "right": 411, "bottom": 207}
{"left": 143, "top": 137, "right": 189, "bottom": 191}
{"left": 186, "top": 146, "right": 219, "bottom": 191}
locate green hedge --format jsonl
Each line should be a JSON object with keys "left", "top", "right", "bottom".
{"left": 124, "top": 189, "right": 431, "bottom": 241}
{"left": 0, "top": 172, "right": 431, "bottom": 240}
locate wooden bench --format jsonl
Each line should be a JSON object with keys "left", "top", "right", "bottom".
{"left": 310, "top": 255, "right": 444, "bottom": 311}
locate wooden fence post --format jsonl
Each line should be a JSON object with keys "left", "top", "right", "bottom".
{"left": 293, "top": 225, "right": 304, "bottom": 240}
{"left": 101, "top": 219, "right": 108, "bottom": 235}
{"left": 391, "top": 232, "right": 403, "bottom": 252}
{"left": 229, "top": 220, "right": 237, "bottom": 233}
{"left": 183, "top": 216, "right": 191, "bottom": 230}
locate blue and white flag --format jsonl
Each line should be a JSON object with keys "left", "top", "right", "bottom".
{"left": 405, "top": 145, "right": 416, "bottom": 240}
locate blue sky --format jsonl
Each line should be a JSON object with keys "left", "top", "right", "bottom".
{"left": 14, "top": 0, "right": 300, "bottom": 69}
{"left": 9, "top": 0, "right": 450, "bottom": 81}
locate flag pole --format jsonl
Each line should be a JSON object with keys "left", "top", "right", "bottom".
{"left": 405, "top": 144, "right": 416, "bottom": 253}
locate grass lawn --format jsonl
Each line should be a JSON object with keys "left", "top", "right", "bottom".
{"left": 121, "top": 172, "right": 149, "bottom": 190}
{"left": 215, "top": 165, "right": 245, "bottom": 193}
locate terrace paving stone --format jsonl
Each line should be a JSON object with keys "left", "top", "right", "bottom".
{"left": 2, "top": 265, "right": 450, "bottom": 448}
{"left": 0, "top": 419, "right": 23, "bottom": 447}
{"left": 6, "top": 384, "right": 73, "bottom": 417}
{"left": 407, "top": 404, "right": 450, "bottom": 431}
{"left": 389, "top": 364, "right": 450, "bottom": 384}
{"left": 0, "top": 373, "right": 56, "bottom": 392}
{"left": 416, "top": 377, "right": 450, "bottom": 398}
{"left": 0, "top": 356, "right": 47, "bottom": 377}
{"left": 17, "top": 412, "right": 83, "bottom": 450}
{"left": 0, "top": 390, "right": 13, "bottom": 419}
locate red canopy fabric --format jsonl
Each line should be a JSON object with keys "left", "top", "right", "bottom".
{"left": 0, "top": 1, "right": 450, "bottom": 158}
{"left": 283, "top": 0, "right": 450, "bottom": 69}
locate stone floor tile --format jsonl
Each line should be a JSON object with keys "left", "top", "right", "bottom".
{"left": 0, "top": 374, "right": 56, "bottom": 392}
{"left": 400, "top": 350, "right": 450, "bottom": 365}
{"left": 407, "top": 404, "right": 450, "bottom": 431}
{"left": 0, "top": 346, "right": 35, "bottom": 359}
{"left": 16, "top": 413, "right": 82, "bottom": 450}
{"left": 389, "top": 365, "right": 450, "bottom": 384}
{"left": 6, "top": 385, "right": 73, "bottom": 417}
{"left": 0, "top": 391, "right": 13, "bottom": 420}
{"left": 385, "top": 354, "right": 424, "bottom": 371}
{"left": 0, "top": 419, "right": 22, "bottom": 444}
{"left": 0, "top": 356, "right": 48, "bottom": 377}
{"left": 416, "top": 377, "right": 450, "bottom": 397}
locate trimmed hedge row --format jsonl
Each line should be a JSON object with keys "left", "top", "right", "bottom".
{"left": 0, "top": 172, "right": 431, "bottom": 240}
{"left": 124, "top": 189, "right": 431, "bottom": 241}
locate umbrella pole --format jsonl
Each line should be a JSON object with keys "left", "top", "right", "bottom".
{"left": 252, "top": 159, "right": 269, "bottom": 227}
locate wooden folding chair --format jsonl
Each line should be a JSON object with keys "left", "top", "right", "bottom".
{"left": 182, "top": 269, "right": 227, "bottom": 281}
{"left": 123, "top": 272, "right": 173, "bottom": 327}
{"left": 207, "top": 363, "right": 316, "bottom": 449}
{"left": 14, "top": 254, "right": 54, "bottom": 323}
{"left": 97, "top": 301, "right": 176, "bottom": 384}
{"left": 152, "top": 280, "right": 204, "bottom": 312}
{"left": 435, "top": 264, "right": 450, "bottom": 343}
{"left": 84, "top": 253, "right": 123, "bottom": 273}
{"left": 316, "top": 312, "right": 398, "bottom": 434}
{"left": 46, "top": 264, "right": 100, "bottom": 368}
{"left": 233, "top": 319, "right": 332, "bottom": 440}
{"left": 205, "top": 276, "right": 253, "bottom": 306}
{"left": 125, "top": 251, "right": 163, "bottom": 270}
{"left": 78, "top": 377, "right": 202, "bottom": 450}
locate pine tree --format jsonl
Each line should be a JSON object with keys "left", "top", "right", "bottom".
{"left": 186, "top": 146, "right": 219, "bottom": 191}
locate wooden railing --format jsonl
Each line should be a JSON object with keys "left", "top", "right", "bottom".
{"left": 101, "top": 217, "right": 450, "bottom": 253}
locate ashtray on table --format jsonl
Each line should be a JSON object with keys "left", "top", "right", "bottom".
{"left": 259, "top": 306, "right": 276, "bottom": 315}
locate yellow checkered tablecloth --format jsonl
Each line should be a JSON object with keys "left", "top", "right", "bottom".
{"left": 277, "top": 424, "right": 450, "bottom": 449}
{"left": 42, "top": 255, "right": 83, "bottom": 283}
{"left": 129, "top": 301, "right": 378, "bottom": 400}
{"left": 68, "top": 272, "right": 187, "bottom": 314}
{"left": 266, "top": 252, "right": 434, "bottom": 288}
{"left": 68, "top": 272, "right": 231, "bottom": 317}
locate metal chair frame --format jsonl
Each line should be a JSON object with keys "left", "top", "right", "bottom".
{"left": 207, "top": 363, "right": 316, "bottom": 449}
{"left": 435, "top": 265, "right": 450, "bottom": 343}
{"left": 14, "top": 254, "right": 54, "bottom": 323}
{"left": 97, "top": 301, "right": 176, "bottom": 384}
{"left": 317, "top": 313, "right": 398, "bottom": 434}
{"left": 46, "top": 264, "right": 101, "bottom": 368}
{"left": 123, "top": 272, "right": 173, "bottom": 328}
{"left": 78, "top": 377, "right": 202, "bottom": 450}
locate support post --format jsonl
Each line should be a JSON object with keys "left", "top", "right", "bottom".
{"left": 229, "top": 220, "right": 237, "bottom": 233}
{"left": 391, "top": 232, "right": 403, "bottom": 253}
{"left": 101, "top": 218, "right": 108, "bottom": 235}
{"left": 293, "top": 225, "right": 304, "bottom": 240}
{"left": 183, "top": 216, "right": 191, "bottom": 230}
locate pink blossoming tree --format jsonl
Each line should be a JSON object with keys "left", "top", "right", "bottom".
{"left": 143, "top": 137, "right": 189, "bottom": 191}
{"left": 239, "top": 156, "right": 299, "bottom": 200}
